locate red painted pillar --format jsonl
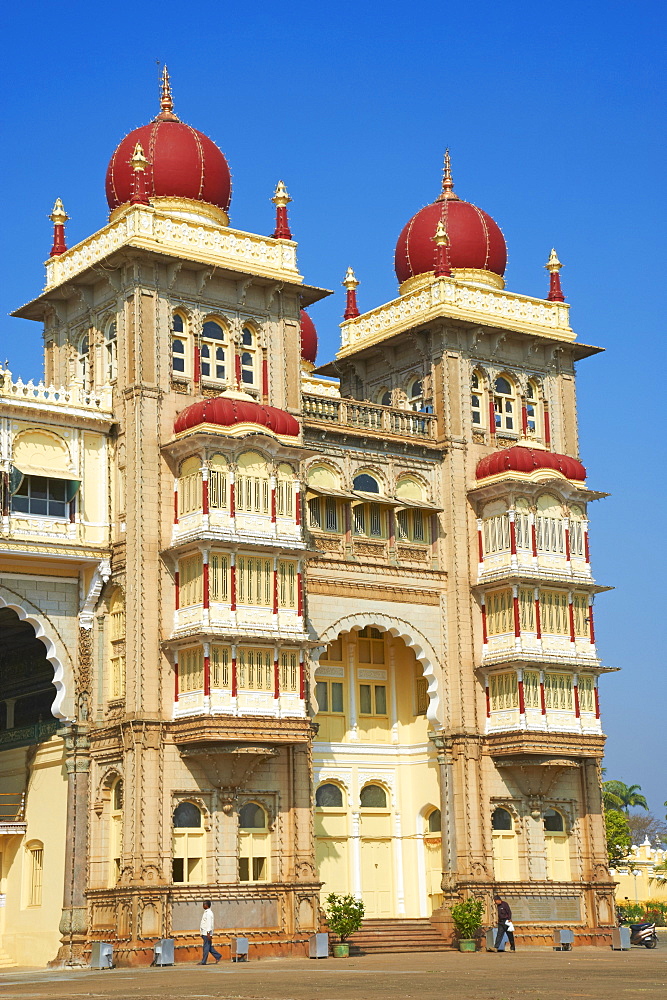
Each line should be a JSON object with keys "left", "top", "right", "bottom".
{"left": 274, "top": 656, "right": 280, "bottom": 699}
{"left": 295, "top": 486, "right": 301, "bottom": 526}
{"left": 509, "top": 515, "right": 517, "bottom": 557}
{"left": 534, "top": 590, "right": 542, "bottom": 639}
{"left": 544, "top": 403, "right": 551, "bottom": 445}
{"left": 573, "top": 677, "right": 580, "bottom": 718}
{"left": 521, "top": 404, "right": 528, "bottom": 435}
{"left": 485, "top": 680, "right": 491, "bottom": 718}
{"left": 230, "top": 478, "right": 236, "bottom": 518}
{"left": 568, "top": 597, "right": 576, "bottom": 643}
{"left": 230, "top": 558, "right": 237, "bottom": 611}
{"left": 489, "top": 399, "right": 496, "bottom": 435}
{"left": 174, "top": 482, "right": 179, "bottom": 524}
{"left": 518, "top": 673, "right": 526, "bottom": 715}
{"left": 594, "top": 681, "right": 600, "bottom": 719}
{"left": 235, "top": 353, "right": 242, "bottom": 386}
{"left": 531, "top": 517, "right": 538, "bottom": 558}
{"left": 297, "top": 571, "right": 303, "bottom": 617}
{"left": 584, "top": 526, "right": 590, "bottom": 564}
{"left": 271, "top": 482, "right": 277, "bottom": 523}
{"left": 231, "top": 654, "right": 238, "bottom": 698}
{"left": 273, "top": 563, "right": 279, "bottom": 614}
{"left": 174, "top": 571, "right": 180, "bottom": 611}
{"left": 174, "top": 655, "right": 179, "bottom": 703}
{"left": 204, "top": 647, "right": 211, "bottom": 697}
{"left": 565, "top": 524, "right": 571, "bottom": 561}
{"left": 262, "top": 356, "right": 269, "bottom": 399}
{"left": 513, "top": 589, "right": 521, "bottom": 639}
{"left": 203, "top": 554, "right": 209, "bottom": 610}
{"left": 481, "top": 600, "right": 488, "bottom": 644}
{"left": 202, "top": 471, "right": 209, "bottom": 516}
{"left": 588, "top": 601, "right": 595, "bottom": 644}
{"left": 299, "top": 652, "right": 305, "bottom": 700}
{"left": 540, "top": 674, "right": 546, "bottom": 716}
{"left": 477, "top": 520, "right": 484, "bottom": 563}
{"left": 194, "top": 344, "right": 200, "bottom": 386}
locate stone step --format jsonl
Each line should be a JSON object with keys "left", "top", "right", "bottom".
{"left": 347, "top": 918, "right": 448, "bottom": 954}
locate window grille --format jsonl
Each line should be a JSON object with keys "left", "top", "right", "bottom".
{"left": 276, "top": 480, "right": 294, "bottom": 517}
{"left": 486, "top": 590, "right": 513, "bottom": 635}
{"left": 209, "top": 470, "right": 228, "bottom": 509}
{"left": 210, "top": 553, "right": 229, "bottom": 602}
{"left": 536, "top": 516, "right": 565, "bottom": 554}
{"left": 236, "top": 476, "right": 270, "bottom": 514}
{"left": 540, "top": 591, "right": 569, "bottom": 635}
{"left": 325, "top": 497, "right": 338, "bottom": 531}
{"left": 110, "top": 655, "right": 126, "bottom": 699}
{"left": 179, "top": 554, "right": 203, "bottom": 607}
{"left": 180, "top": 647, "right": 204, "bottom": 692}
{"left": 237, "top": 557, "right": 272, "bottom": 606}
{"left": 415, "top": 671, "right": 429, "bottom": 715}
{"left": 308, "top": 497, "right": 322, "bottom": 529}
{"left": 211, "top": 645, "right": 231, "bottom": 688}
{"left": 573, "top": 593, "right": 589, "bottom": 636}
{"left": 280, "top": 650, "right": 299, "bottom": 692}
{"left": 178, "top": 470, "right": 202, "bottom": 516}
{"left": 519, "top": 588, "right": 536, "bottom": 631}
{"left": 483, "top": 514, "right": 511, "bottom": 554}
{"left": 278, "top": 561, "right": 297, "bottom": 608}
{"left": 489, "top": 672, "right": 518, "bottom": 711}
{"left": 578, "top": 674, "right": 595, "bottom": 713}
{"left": 523, "top": 671, "right": 541, "bottom": 709}
{"left": 29, "top": 848, "right": 43, "bottom": 906}
{"left": 544, "top": 672, "right": 573, "bottom": 710}
{"left": 237, "top": 648, "right": 273, "bottom": 690}
{"left": 515, "top": 512, "right": 531, "bottom": 549}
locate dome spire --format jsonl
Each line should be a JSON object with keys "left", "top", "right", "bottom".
{"left": 437, "top": 149, "right": 459, "bottom": 202}
{"left": 155, "top": 64, "right": 179, "bottom": 122}
{"left": 342, "top": 267, "right": 360, "bottom": 319}
{"left": 271, "top": 181, "right": 293, "bottom": 240}
{"left": 49, "top": 198, "right": 69, "bottom": 257}
{"left": 545, "top": 248, "right": 565, "bottom": 302}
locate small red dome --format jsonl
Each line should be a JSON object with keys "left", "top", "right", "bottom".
{"left": 174, "top": 395, "right": 299, "bottom": 437}
{"left": 300, "top": 310, "right": 318, "bottom": 364}
{"left": 106, "top": 119, "right": 232, "bottom": 212}
{"left": 476, "top": 446, "right": 586, "bottom": 482}
{"left": 395, "top": 198, "right": 507, "bottom": 284}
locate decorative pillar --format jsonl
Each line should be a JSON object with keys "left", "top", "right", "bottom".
{"left": 393, "top": 805, "right": 406, "bottom": 915}
{"left": 347, "top": 637, "right": 358, "bottom": 740}
{"left": 274, "top": 647, "right": 280, "bottom": 701}
{"left": 568, "top": 592, "right": 576, "bottom": 644}
{"left": 129, "top": 143, "right": 150, "bottom": 205}
{"left": 539, "top": 669, "right": 546, "bottom": 717}
{"left": 49, "top": 198, "right": 69, "bottom": 257}
{"left": 350, "top": 810, "right": 362, "bottom": 900}
{"left": 173, "top": 479, "right": 179, "bottom": 524}
{"left": 588, "top": 595, "right": 596, "bottom": 644}
{"left": 388, "top": 638, "right": 399, "bottom": 744}
{"left": 271, "top": 180, "right": 293, "bottom": 240}
{"left": 512, "top": 585, "right": 521, "bottom": 644}
{"left": 480, "top": 595, "right": 488, "bottom": 645}
{"left": 201, "top": 466, "right": 209, "bottom": 516}
{"left": 52, "top": 723, "right": 90, "bottom": 966}
{"left": 230, "top": 553, "right": 237, "bottom": 611}
{"left": 342, "top": 267, "right": 360, "bottom": 319}
{"left": 203, "top": 641, "right": 211, "bottom": 700}
{"left": 477, "top": 518, "right": 484, "bottom": 566}
{"left": 173, "top": 651, "right": 179, "bottom": 704}
{"left": 545, "top": 248, "right": 565, "bottom": 302}
{"left": 432, "top": 219, "right": 451, "bottom": 277}
{"left": 534, "top": 587, "right": 542, "bottom": 642}
{"left": 517, "top": 667, "right": 526, "bottom": 725}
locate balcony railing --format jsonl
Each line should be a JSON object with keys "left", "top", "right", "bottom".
{"left": 0, "top": 364, "right": 113, "bottom": 414}
{"left": 303, "top": 395, "right": 437, "bottom": 439}
{"left": 0, "top": 792, "right": 26, "bottom": 822}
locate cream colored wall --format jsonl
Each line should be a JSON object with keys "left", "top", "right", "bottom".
{"left": 612, "top": 843, "right": 667, "bottom": 906}
{"left": 0, "top": 737, "right": 67, "bottom": 966}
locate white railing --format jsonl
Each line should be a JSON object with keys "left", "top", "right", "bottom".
{"left": 0, "top": 364, "right": 113, "bottom": 413}
{"left": 339, "top": 275, "right": 573, "bottom": 355}
{"left": 302, "top": 395, "right": 437, "bottom": 439}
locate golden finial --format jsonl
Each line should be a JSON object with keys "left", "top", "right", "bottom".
{"left": 160, "top": 64, "right": 173, "bottom": 114}
{"left": 130, "top": 142, "right": 149, "bottom": 172}
{"left": 438, "top": 149, "right": 458, "bottom": 201}
{"left": 49, "top": 198, "right": 69, "bottom": 224}
{"left": 271, "top": 180, "right": 292, "bottom": 208}
{"left": 342, "top": 266, "right": 359, "bottom": 290}
{"left": 545, "top": 248, "right": 563, "bottom": 272}
{"left": 433, "top": 219, "right": 449, "bottom": 245}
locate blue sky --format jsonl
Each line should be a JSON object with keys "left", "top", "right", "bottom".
{"left": 2, "top": 2, "right": 665, "bottom": 818}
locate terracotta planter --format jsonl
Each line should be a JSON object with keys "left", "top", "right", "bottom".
{"left": 458, "top": 939, "right": 476, "bottom": 952}
{"left": 333, "top": 943, "right": 350, "bottom": 958}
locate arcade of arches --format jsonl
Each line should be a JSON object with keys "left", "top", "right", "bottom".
{"left": 0, "top": 608, "right": 57, "bottom": 736}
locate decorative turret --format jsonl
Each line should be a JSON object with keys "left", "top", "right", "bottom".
{"left": 271, "top": 180, "right": 293, "bottom": 240}
{"left": 545, "top": 248, "right": 565, "bottom": 302}
{"left": 129, "top": 143, "right": 150, "bottom": 205}
{"left": 433, "top": 218, "right": 452, "bottom": 277}
{"left": 437, "top": 149, "right": 458, "bottom": 202}
{"left": 49, "top": 199, "right": 69, "bottom": 257}
{"left": 342, "top": 267, "right": 360, "bottom": 319}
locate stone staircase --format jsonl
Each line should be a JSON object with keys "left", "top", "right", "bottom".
{"left": 347, "top": 918, "right": 449, "bottom": 954}
{"left": 0, "top": 947, "right": 17, "bottom": 968}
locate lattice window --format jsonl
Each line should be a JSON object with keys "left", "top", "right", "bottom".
{"left": 236, "top": 475, "right": 270, "bottom": 514}
{"left": 210, "top": 552, "right": 229, "bottom": 602}
{"left": 489, "top": 672, "right": 518, "bottom": 711}
{"left": 179, "top": 554, "right": 203, "bottom": 607}
{"left": 209, "top": 469, "right": 228, "bottom": 509}
{"left": 180, "top": 647, "right": 204, "bottom": 692}
{"left": 486, "top": 590, "right": 514, "bottom": 635}
{"left": 237, "top": 648, "right": 273, "bottom": 691}
{"left": 211, "top": 645, "right": 231, "bottom": 688}
{"left": 519, "top": 588, "right": 536, "bottom": 631}
{"left": 28, "top": 846, "right": 43, "bottom": 907}
{"left": 573, "top": 593, "right": 589, "bottom": 636}
{"left": 308, "top": 496, "right": 322, "bottom": 529}
{"left": 540, "top": 590, "right": 569, "bottom": 635}
{"left": 536, "top": 516, "right": 566, "bottom": 554}
{"left": 544, "top": 672, "right": 573, "bottom": 710}
{"left": 110, "top": 655, "right": 126, "bottom": 700}
{"left": 578, "top": 674, "right": 595, "bottom": 713}
{"left": 237, "top": 557, "right": 272, "bottom": 606}
{"left": 415, "top": 668, "right": 429, "bottom": 716}
{"left": 280, "top": 650, "right": 299, "bottom": 692}
{"left": 397, "top": 508, "right": 428, "bottom": 543}
{"left": 483, "top": 514, "right": 511, "bottom": 554}
{"left": 523, "top": 671, "right": 541, "bottom": 709}
{"left": 278, "top": 561, "right": 297, "bottom": 609}
{"left": 178, "top": 457, "right": 202, "bottom": 516}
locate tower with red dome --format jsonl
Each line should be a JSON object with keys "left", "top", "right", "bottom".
{"left": 1, "top": 76, "right": 614, "bottom": 971}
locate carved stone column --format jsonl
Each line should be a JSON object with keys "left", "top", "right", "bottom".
{"left": 51, "top": 723, "right": 90, "bottom": 966}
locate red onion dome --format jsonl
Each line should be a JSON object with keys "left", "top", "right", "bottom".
{"left": 174, "top": 395, "right": 299, "bottom": 437}
{"left": 476, "top": 446, "right": 586, "bottom": 482}
{"left": 105, "top": 69, "right": 231, "bottom": 213}
{"left": 300, "top": 309, "right": 318, "bottom": 363}
{"left": 394, "top": 152, "right": 506, "bottom": 284}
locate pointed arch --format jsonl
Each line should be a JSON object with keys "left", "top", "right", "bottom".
{"left": 0, "top": 584, "right": 75, "bottom": 721}
{"left": 312, "top": 612, "right": 446, "bottom": 728}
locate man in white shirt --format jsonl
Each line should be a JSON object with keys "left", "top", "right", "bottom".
{"left": 198, "top": 900, "right": 222, "bottom": 964}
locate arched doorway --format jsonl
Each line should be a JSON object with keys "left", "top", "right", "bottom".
{"left": 0, "top": 607, "right": 58, "bottom": 739}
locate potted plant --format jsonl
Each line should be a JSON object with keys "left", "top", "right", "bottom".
{"left": 325, "top": 892, "right": 365, "bottom": 957}
{"left": 450, "top": 896, "right": 484, "bottom": 952}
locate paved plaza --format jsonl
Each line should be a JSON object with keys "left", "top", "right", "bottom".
{"left": 0, "top": 949, "right": 665, "bottom": 1000}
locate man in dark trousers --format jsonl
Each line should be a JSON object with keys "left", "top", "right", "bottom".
{"left": 198, "top": 900, "right": 222, "bottom": 964}
{"left": 493, "top": 894, "right": 516, "bottom": 952}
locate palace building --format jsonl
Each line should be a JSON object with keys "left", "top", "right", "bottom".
{"left": 0, "top": 70, "right": 616, "bottom": 966}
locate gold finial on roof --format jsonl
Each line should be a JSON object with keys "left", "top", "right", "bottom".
{"left": 160, "top": 64, "right": 173, "bottom": 113}
{"left": 130, "top": 142, "right": 149, "bottom": 172}
{"left": 271, "top": 180, "right": 292, "bottom": 208}
{"left": 437, "top": 149, "right": 459, "bottom": 201}
{"left": 433, "top": 219, "right": 449, "bottom": 245}
{"left": 49, "top": 198, "right": 69, "bottom": 224}
{"left": 545, "top": 248, "right": 563, "bottom": 272}
{"left": 342, "top": 266, "right": 359, "bottom": 290}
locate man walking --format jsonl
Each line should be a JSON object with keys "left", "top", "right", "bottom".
{"left": 199, "top": 900, "right": 222, "bottom": 964}
{"left": 493, "top": 894, "right": 516, "bottom": 952}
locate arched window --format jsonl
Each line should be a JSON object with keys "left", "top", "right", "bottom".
{"left": 78, "top": 334, "right": 90, "bottom": 388}
{"left": 172, "top": 801, "right": 205, "bottom": 884}
{"left": 352, "top": 475, "right": 385, "bottom": 538}
{"left": 316, "top": 783, "right": 344, "bottom": 808}
{"left": 536, "top": 494, "right": 565, "bottom": 554}
{"left": 377, "top": 388, "right": 392, "bottom": 406}
{"left": 27, "top": 840, "right": 44, "bottom": 906}
{"left": 395, "top": 477, "right": 429, "bottom": 544}
{"left": 178, "top": 456, "right": 202, "bottom": 517}
{"left": 108, "top": 590, "right": 126, "bottom": 701}
{"left": 471, "top": 370, "right": 486, "bottom": 428}
{"left": 544, "top": 809, "right": 570, "bottom": 880}
{"left": 353, "top": 473, "right": 379, "bottom": 493}
{"left": 201, "top": 319, "right": 227, "bottom": 383}
{"left": 172, "top": 313, "right": 187, "bottom": 376}
{"left": 407, "top": 378, "right": 432, "bottom": 412}
{"left": 110, "top": 779, "right": 123, "bottom": 885}
{"left": 491, "top": 807, "right": 519, "bottom": 880}
{"left": 360, "top": 784, "right": 388, "bottom": 809}
{"left": 105, "top": 322, "right": 118, "bottom": 381}
{"left": 240, "top": 326, "right": 256, "bottom": 385}
{"left": 239, "top": 802, "right": 270, "bottom": 882}
{"left": 525, "top": 380, "right": 541, "bottom": 436}
{"left": 307, "top": 465, "right": 342, "bottom": 533}
{"left": 427, "top": 808, "right": 441, "bottom": 833}
{"left": 493, "top": 375, "right": 516, "bottom": 433}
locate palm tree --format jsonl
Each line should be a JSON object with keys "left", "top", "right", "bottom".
{"left": 603, "top": 780, "right": 648, "bottom": 814}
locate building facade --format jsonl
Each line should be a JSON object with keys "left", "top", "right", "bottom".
{"left": 0, "top": 73, "right": 616, "bottom": 966}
